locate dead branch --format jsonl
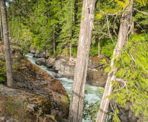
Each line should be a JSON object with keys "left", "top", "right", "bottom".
{"left": 134, "top": 8, "right": 148, "bottom": 16}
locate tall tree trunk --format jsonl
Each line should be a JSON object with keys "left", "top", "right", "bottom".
{"left": 69, "top": 0, "right": 96, "bottom": 122}
{"left": 11, "top": 10, "right": 14, "bottom": 38}
{"left": 69, "top": 0, "right": 74, "bottom": 58}
{"left": 0, "top": 13, "right": 1, "bottom": 40}
{"left": 17, "top": 16, "right": 21, "bottom": 43}
{"left": 53, "top": 28, "right": 56, "bottom": 54}
{"left": 1, "top": 0, "right": 13, "bottom": 87}
{"left": 0, "top": 2, "right": 2, "bottom": 40}
{"left": 96, "top": 1, "right": 133, "bottom": 122}
{"left": 69, "top": 42, "right": 72, "bottom": 57}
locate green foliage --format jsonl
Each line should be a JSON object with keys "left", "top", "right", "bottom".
{"left": 134, "top": 5, "right": 148, "bottom": 33}
{"left": 6, "top": 0, "right": 148, "bottom": 121}
{"left": 0, "top": 61, "right": 6, "bottom": 83}
{"left": 90, "top": 45, "right": 98, "bottom": 56}
{"left": 83, "top": 100, "right": 100, "bottom": 121}
{"left": 111, "top": 34, "right": 148, "bottom": 120}
{"left": 101, "top": 40, "right": 115, "bottom": 57}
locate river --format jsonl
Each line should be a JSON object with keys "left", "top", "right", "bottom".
{"left": 26, "top": 53, "right": 104, "bottom": 122}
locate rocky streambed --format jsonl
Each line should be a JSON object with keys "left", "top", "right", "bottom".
{"left": 0, "top": 44, "right": 107, "bottom": 122}
{"left": 26, "top": 54, "right": 105, "bottom": 121}
{"left": 31, "top": 50, "right": 108, "bottom": 87}
{"left": 26, "top": 52, "right": 109, "bottom": 121}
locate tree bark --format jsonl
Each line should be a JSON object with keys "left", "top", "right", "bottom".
{"left": 96, "top": 1, "right": 133, "bottom": 122}
{"left": 53, "top": 28, "right": 56, "bottom": 54}
{"left": 10, "top": 3, "right": 14, "bottom": 38}
{"left": 69, "top": 0, "right": 74, "bottom": 58}
{"left": 0, "top": 2, "right": 2, "bottom": 40}
{"left": 1, "top": 0, "right": 13, "bottom": 87}
{"left": 98, "top": 40, "right": 101, "bottom": 57}
{"left": 0, "top": 14, "right": 2, "bottom": 40}
{"left": 69, "top": 42, "right": 72, "bottom": 57}
{"left": 69, "top": 0, "right": 96, "bottom": 122}
{"left": 17, "top": 16, "right": 21, "bottom": 42}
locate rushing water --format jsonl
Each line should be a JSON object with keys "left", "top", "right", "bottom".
{"left": 26, "top": 53, "right": 103, "bottom": 122}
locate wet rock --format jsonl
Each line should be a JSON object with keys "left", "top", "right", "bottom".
{"left": 34, "top": 51, "right": 49, "bottom": 59}
{"left": 56, "top": 56, "right": 69, "bottom": 61}
{"left": 26, "top": 104, "right": 36, "bottom": 112}
{"left": 53, "top": 58, "right": 74, "bottom": 79}
{"left": 30, "top": 47, "right": 36, "bottom": 54}
{"left": 36, "top": 58, "right": 46, "bottom": 66}
{"left": 27, "top": 52, "right": 108, "bottom": 87}
{"left": 87, "top": 69, "right": 107, "bottom": 87}
{"left": 52, "top": 56, "right": 108, "bottom": 86}
{"left": 46, "top": 58, "right": 55, "bottom": 68}
{"left": 39, "top": 115, "right": 57, "bottom": 122}
{"left": 0, "top": 116, "right": 19, "bottom": 122}
{"left": 5, "top": 117, "right": 19, "bottom": 122}
{"left": 0, "top": 117, "right": 5, "bottom": 121}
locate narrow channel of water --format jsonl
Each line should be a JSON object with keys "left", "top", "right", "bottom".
{"left": 26, "top": 53, "right": 103, "bottom": 122}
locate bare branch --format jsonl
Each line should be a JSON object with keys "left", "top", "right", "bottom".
{"left": 99, "top": 10, "right": 121, "bottom": 16}
{"left": 106, "top": 15, "right": 115, "bottom": 45}
{"left": 129, "top": 53, "right": 136, "bottom": 62}
{"left": 115, "top": 78, "right": 127, "bottom": 83}
{"left": 134, "top": 8, "right": 148, "bottom": 16}
{"left": 115, "top": 78, "right": 128, "bottom": 94}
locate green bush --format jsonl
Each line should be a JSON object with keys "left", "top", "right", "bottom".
{"left": 90, "top": 45, "right": 98, "bottom": 56}
{"left": 0, "top": 61, "right": 6, "bottom": 83}
{"left": 101, "top": 42, "right": 115, "bottom": 57}
{"left": 111, "top": 34, "right": 148, "bottom": 121}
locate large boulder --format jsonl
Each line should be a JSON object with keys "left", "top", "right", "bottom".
{"left": 36, "top": 58, "right": 46, "bottom": 66}
{"left": 0, "top": 85, "right": 58, "bottom": 122}
{"left": 53, "top": 58, "right": 74, "bottom": 79}
{"left": 46, "top": 58, "right": 55, "bottom": 68}
{"left": 87, "top": 69, "right": 107, "bottom": 87}
{"left": 30, "top": 47, "right": 36, "bottom": 54}
{"left": 34, "top": 50, "right": 49, "bottom": 59}
{"left": 6, "top": 57, "right": 70, "bottom": 122}
{"left": 52, "top": 56, "right": 108, "bottom": 87}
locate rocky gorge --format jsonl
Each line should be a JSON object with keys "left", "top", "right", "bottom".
{"left": 0, "top": 44, "right": 142, "bottom": 122}
{"left": 28, "top": 50, "right": 143, "bottom": 122}
{"left": 30, "top": 50, "right": 108, "bottom": 87}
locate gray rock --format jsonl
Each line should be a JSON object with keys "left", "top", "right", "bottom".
{"left": 34, "top": 51, "right": 49, "bottom": 59}
{"left": 46, "top": 58, "right": 55, "bottom": 68}
{"left": 87, "top": 69, "right": 107, "bottom": 87}
{"left": 51, "top": 56, "right": 108, "bottom": 86}
{"left": 26, "top": 104, "right": 36, "bottom": 112}
{"left": 36, "top": 58, "right": 46, "bottom": 66}
{"left": 30, "top": 47, "right": 36, "bottom": 54}
{"left": 0, "top": 117, "right": 5, "bottom": 121}
{"left": 53, "top": 59, "right": 74, "bottom": 79}
{"left": 6, "top": 117, "right": 19, "bottom": 122}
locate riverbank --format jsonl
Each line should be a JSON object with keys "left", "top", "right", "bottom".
{"left": 0, "top": 48, "right": 69, "bottom": 122}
